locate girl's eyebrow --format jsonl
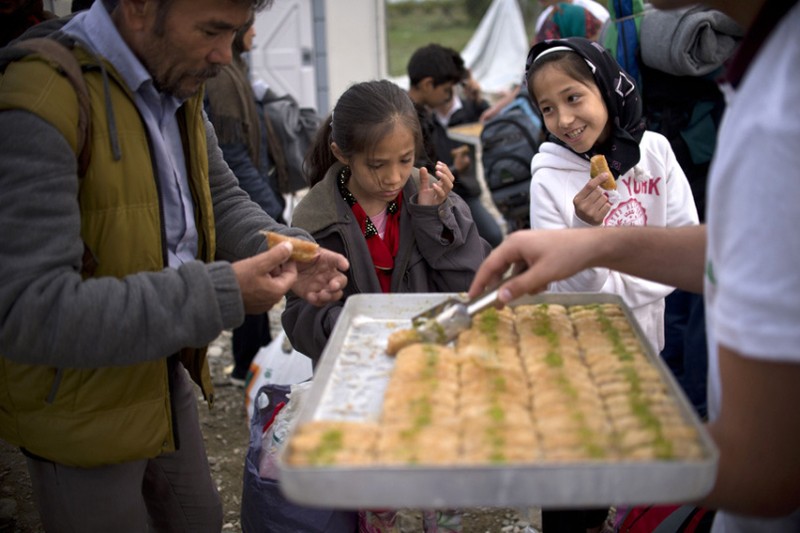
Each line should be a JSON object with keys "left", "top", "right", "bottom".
{"left": 558, "top": 84, "right": 581, "bottom": 95}
{"left": 543, "top": 84, "right": 583, "bottom": 103}
{"left": 535, "top": 81, "right": 582, "bottom": 102}
{"left": 370, "top": 149, "right": 415, "bottom": 163}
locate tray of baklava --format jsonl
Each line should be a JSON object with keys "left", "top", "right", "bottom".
{"left": 278, "top": 292, "right": 718, "bottom": 508}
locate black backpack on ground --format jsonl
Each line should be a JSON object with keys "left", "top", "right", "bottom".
{"left": 480, "top": 93, "right": 543, "bottom": 231}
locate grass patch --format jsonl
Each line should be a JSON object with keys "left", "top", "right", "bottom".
{"left": 385, "top": 0, "right": 541, "bottom": 77}
{"left": 386, "top": 2, "right": 478, "bottom": 77}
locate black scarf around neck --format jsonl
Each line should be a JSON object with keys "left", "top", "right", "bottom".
{"left": 525, "top": 37, "right": 646, "bottom": 178}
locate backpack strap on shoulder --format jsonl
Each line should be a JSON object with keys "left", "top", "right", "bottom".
{"left": 1, "top": 34, "right": 97, "bottom": 275}
{"left": 1, "top": 35, "right": 92, "bottom": 176}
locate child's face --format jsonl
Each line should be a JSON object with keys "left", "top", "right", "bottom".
{"left": 345, "top": 123, "right": 416, "bottom": 212}
{"left": 420, "top": 79, "right": 457, "bottom": 109}
{"left": 531, "top": 62, "right": 611, "bottom": 154}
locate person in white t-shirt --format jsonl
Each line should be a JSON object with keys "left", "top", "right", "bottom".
{"left": 469, "top": 1, "right": 800, "bottom": 531}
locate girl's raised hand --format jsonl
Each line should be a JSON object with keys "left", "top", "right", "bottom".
{"left": 418, "top": 162, "right": 454, "bottom": 206}
{"left": 573, "top": 173, "right": 612, "bottom": 226}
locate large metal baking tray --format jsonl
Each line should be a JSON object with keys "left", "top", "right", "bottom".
{"left": 278, "top": 292, "right": 718, "bottom": 509}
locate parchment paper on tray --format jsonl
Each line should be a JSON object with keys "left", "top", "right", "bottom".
{"left": 278, "top": 293, "right": 718, "bottom": 509}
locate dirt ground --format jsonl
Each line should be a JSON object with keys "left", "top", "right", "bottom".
{"left": 0, "top": 327, "right": 543, "bottom": 533}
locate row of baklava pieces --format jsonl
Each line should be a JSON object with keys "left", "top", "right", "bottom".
{"left": 379, "top": 305, "right": 702, "bottom": 462}
{"left": 288, "top": 355, "right": 698, "bottom": 465}
{"left": 515, "top": 304, "right": 703, "bottom": 459}
{"left": 288, "top": 304, "right": 703, "bottom": 466}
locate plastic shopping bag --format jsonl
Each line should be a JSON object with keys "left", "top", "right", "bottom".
{"left": 257, "top": 381, "right": 311, "bottom": 479}
{"left": 240, "top": 383, "right": 358, "bottom": 533}
{"left": 244, "top": 330, "right": 313, "bottom": 421}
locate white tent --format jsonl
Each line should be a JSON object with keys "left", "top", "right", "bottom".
{"left": 461, "top": 0, "right": 529, "bottom": 94}
{"left": 389, "top": 0, "right": 529, "bottom": 94}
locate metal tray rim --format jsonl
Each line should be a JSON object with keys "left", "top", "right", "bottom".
{"left": 277, "top": 292, "right": 719, "bottom": 508}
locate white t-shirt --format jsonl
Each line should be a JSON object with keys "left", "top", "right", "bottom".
{"left": 705, "top": 3, "right": 800, "bottom": 531}
{"left": 535, "top": 0, "right": 611, "bottom": 33}
{"left": 434, "top": 95, "right": 463, "bottom": 128}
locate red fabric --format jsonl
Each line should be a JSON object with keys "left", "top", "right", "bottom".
{"left": 350, "top": 191, "right": 402, "bottom": 293}
{"left": 620, "top": 505, "right": 680, "bottom": 532}
{"left": 262, "top": 401, "right": 286, "bottom": 433}
{"left": 619, "top": 504, "right": 712, "bottom": 533}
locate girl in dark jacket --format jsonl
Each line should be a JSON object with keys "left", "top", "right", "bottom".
{"left": 282, "top": 79, "right": 490, "bottom": 365}
{"left": 282, "top": 77, "right": 490, "bottom": 533}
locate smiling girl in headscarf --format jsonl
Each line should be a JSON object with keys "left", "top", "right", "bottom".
{"left": 525, "top": 37, "right": 699, "bottom": 353}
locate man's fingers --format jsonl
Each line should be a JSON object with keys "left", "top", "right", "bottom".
{"left": 300, "top": 250, "right": 349, "bottom": 290}
{"left": 320, "top": 249, "right": 350, "bottom": 274}
{"left": 307, "top": 288, "right": 345, "bottom": 307}
{"left": 255, "top": 241, "right": 293, "bottom": 273}
{"left": 234, "top": 243, "right": 299, "bottom": 314}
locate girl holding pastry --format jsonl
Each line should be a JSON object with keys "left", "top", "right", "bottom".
{"left": 526, "top": 37, "right": 699, "bottom": 352}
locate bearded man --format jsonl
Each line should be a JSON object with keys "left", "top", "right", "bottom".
{"left": 0, "top": 0, "right": 349, "bottom": 530}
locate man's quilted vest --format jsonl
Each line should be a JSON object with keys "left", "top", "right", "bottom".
{"left": 0, "top": 46, "right": 217, "bottom": 467}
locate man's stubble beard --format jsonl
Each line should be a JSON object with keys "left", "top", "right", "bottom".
{"left": 141, "top": 24, "right": 222, "bottom": 99}
{"left": 143, "top": 51, "right": 222, "bottom": 99}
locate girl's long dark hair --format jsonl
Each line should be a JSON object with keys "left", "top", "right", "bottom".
{"left": 304, "top": 79, "right": 423, "bottom": 187}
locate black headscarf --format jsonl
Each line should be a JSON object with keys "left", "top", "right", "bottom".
{"left": 525, "top": 37, "right": 646, "bottom": 178}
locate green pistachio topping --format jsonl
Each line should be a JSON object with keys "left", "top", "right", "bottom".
{"left": 309, "top": 429, "right": 343, "bottom": 466}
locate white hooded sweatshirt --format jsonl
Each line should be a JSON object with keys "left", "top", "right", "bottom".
{"left": 529, "top": 131, "right": 699, "bottom": 351}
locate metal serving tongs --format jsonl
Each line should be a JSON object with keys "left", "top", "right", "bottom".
{"left": 411, "top": 286, "right": 504, "bottom": 345}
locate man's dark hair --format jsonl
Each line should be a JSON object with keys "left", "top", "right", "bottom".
{"left": 407, "top": 43, "right": 467, "bottom": 87}
{"left": 101, "top": 0, "right": 273, "bottom": 26}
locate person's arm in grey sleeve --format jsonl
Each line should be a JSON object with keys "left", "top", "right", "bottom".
{"left": 0, "top": 111, "right": 244, "bottom": 368}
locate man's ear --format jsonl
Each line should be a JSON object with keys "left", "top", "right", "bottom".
{"left": 331, "top": 142, "right": 348, "bottom": 166}
{"left": 115, "top": 0, "right": 156, "bottom": 32}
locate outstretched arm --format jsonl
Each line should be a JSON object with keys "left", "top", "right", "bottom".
{"left": 468, "top": 225, "right": 707, "bottom": 302}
